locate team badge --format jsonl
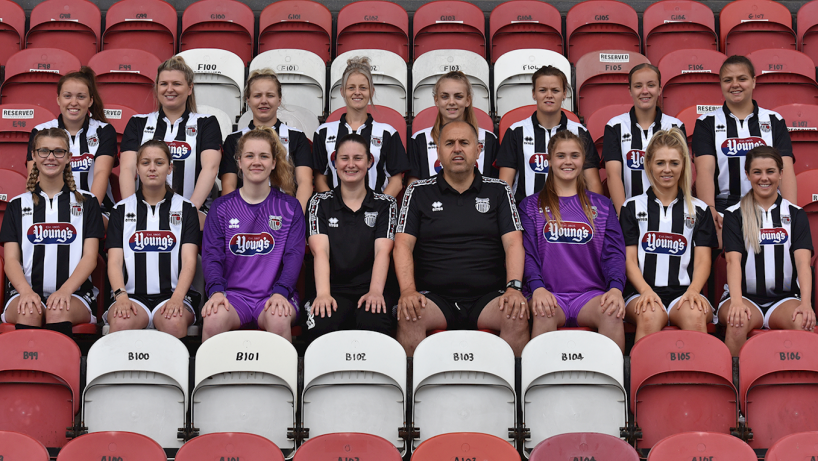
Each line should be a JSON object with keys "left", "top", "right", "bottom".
{"left": 169, "top": 211, "right": 182, "bottom": 226}
{"left": 760, "top": 121, "right": 771, "bottom": 133}
{"left": 782, "top": 215, "right": 792, "bottom": 225}
{"left": 186, "top": 125, "right": 197, "bottom": 137}
{"left": 591, "top": 206, "right": 598, "bottom": 220}
{"left": 70, "top": 202, "right": 83, "bottom": 216}
{"left": 364, "top": 211, "right": 378, "bottom": 227}
{"left": 280, "top": 136, "right": 289, "bottom": 144}
{"left": 87, "top": 135, "right": 99, "bottom": 147}
{"left": 269, "top": 215, "right": 282, "bottom": 231}
{"left": 371, "top": 136, "right": 383, "bottom": 148}
{"left": 478, "top": 141, "right": 485, "bottom": 153}
{"left": 475, "top": 197, "right": 490, "bottom": 213}
{"left": 685, "top": 213, "right": 696, "bottom": 229}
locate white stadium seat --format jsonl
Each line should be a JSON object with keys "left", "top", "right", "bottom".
{"left": 250, "top": 49, "right": 327, "bottom": 119}
{"left": 412, "top": 331, "right": 516, "bottom": 450}
{"left": 302, "top": 331, "right": 407, "bottom": 455}
{"left": 412, "top": 49, "right": 490, "bottom": 116}
{"left": 494, "top": 49, "right": 573, "bottom": 117}
{"left": 521, "top": 331, "right": 627, "bottom": 453}
{"left": 329, "top": 49, "right": 407, "bottom": 115}
{"left": 198, "top": 104, "right": 235, "bottom": 139}
{"left": 191, "top": 330, "right": 298, "bottom": 453}
{"left": 82, "top": 330, "right": 189, "bottom": 449}
{"left": 237, "top": 104, "right": 321, "bottom": 139}
{"left": 177, "top": 48, "right": 245, "bottom": 122}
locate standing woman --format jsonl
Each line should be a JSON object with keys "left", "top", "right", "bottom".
{"left": 313, "top": 57, "right": 410, "bottom": 198}
{"left": 407, "top": 71, "right": 498, "bottom": 182}
{"left": 202, "top": 127, "right": 305, "bottom": 342}
{"left": 219, "top": 68, "right": 314, "bottom": 211}
{"left": 0, "top": 128, "right": 103, "bottom": 336}
{"left": 518, "top": 130, "right": 626, "bottom": 352}
{"left": 693, "top": 55, "right": 795, "bottom": 240}
{"left": 604, "top": 64, "right": 685, "bottom": 214}
{"left": 620, "top": 129, "right": 718, "bottom": 342}
{"left": 106, "top": 140, "right": 200, "bottom": 338}
{"left": 28, "top": 68, "right": 117, "bottom": 220}
{"left": 496, "top": 65, "right": 602, "bottom": 203}
{"left": 720, "top": 146, "right": 814, "bottom": 357}
{"left": 119, "top": 56, "right": 222, "bottom": 228}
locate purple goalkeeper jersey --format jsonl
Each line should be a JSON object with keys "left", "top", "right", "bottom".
{"left": 203, "top": 187, "right": 305, "bottom": 301}
{"left": 519, "top": 192, "right": 626, "bottom": 296}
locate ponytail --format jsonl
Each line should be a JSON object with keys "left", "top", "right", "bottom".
{"left": 58, "top": 67, "right": 108, "bottom": 123}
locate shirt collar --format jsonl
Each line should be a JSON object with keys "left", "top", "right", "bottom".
{"left": 646, "top": 186, "right": 685, "bottom": 206}
{"left": 437, "top": 168, "right": 483, "bottom": 194}
{"left": 136, "top": 187, "right": 174, "bottom": 206}
{"left": 331, "top": 184, "right": 376, "bottom": 211}
{"left": 628, "top": 106, "right": 664, "bottom": 130}
{"left": 158, "top": 107, "right": 191, "bottom": 125}
{"left": 722, "top": 100, "right": 759, "bottom": 121}
{"left": 339, "top": 112, "right": 374, "bottom": 132}
{"left": 56, "top": 114, "right": 90, "bottom": 134}
{"left": 529, "top": 111, "right": 567, "bottom": 132}
{"left": 33, "top": 183, "right": 72, "bottom": 198}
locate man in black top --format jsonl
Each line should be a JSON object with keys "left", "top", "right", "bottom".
{"left": 395, "top": 120, "right": 529, "bottom": 356}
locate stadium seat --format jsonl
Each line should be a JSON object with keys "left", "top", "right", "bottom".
{"left": 180, "top": 0, "right": 254, "bottom": 64}
{"left": 258, "top": 0, "right": 332, "bottom": 63}
{"left": 0, "top": 49, "right": 82, "bottom": 115}
{"left": 294, "top": 433, "right": 402, "bottom": 461}
{"left": 88, "top": 49, "right": 162, "bottom": 115}
{"left": 630, "top": 330, "right": 738, "bottom": 450}
{"left": 191, "top": 330, "right": 297, "bottom": 453}
{"left": 658, "top": 48, "right": 727, "bottom": 118}
{"left": 520, "top": 330, "right": 627, "bottom": 452}
{"left": 0, "top": 169, "right": 25, "bottom": 220}
{"left": 765, "top": 431, "right": 818, "bottom": 461}
{"left": 330, "top": 49, "right": 407, "bottom": 116}
{"left": 412, "top": 1, "right": 486, "bottom": 60}
{"left": 0, "top": 330, "right": 81, "bottom": 449}
{"left": 746, "top": 49, "right": 818, "bottom": 108}
{"left": 411, "top": 106, "right": 494, "bottom": 134}
{"left": 774, "top": 104, "right": 818, "bottom": 175}
{"left": 530, "top": 432, "right": 639, "bottom": 461}
{"left": 0, "top": 0, "right": 25, "bottom": 67}
{"left": 494, "top": 49, "right": 572, "bottom": 118}
{"left": 0, "top": 431, "right": 49, "bottom": 461}
{"left": 498, "top": 105, "right": 580, "bottom": 143}
{"left": 798, "top": 1, "right": 818, "bottom": 68}
{"left": 176, "top": 49, "right": 245, "bottom": 122}
{"left": 642, "top": 0, "right": 718, "bottom": 65}
{"left": 566, "top": 1, "right": 640, "bottom": 64}
{"left": 675, "top": 105, "right": 707, "bottom": 154}
{"left": 103, "top": 104, "right": 139, "bottom": 145}
{"left": 302, "top": 331, "right": 406, "bottom": 453}
{"left": 411, "top": 331, "right": 516, "bottom": 449}
{"left": 198, "top": 105, "right": 234, "bottom": 139}
{"left": 82, "top": 330, "right": 189, "bottom": 449}
{"left": 326, "top": 106, "right": 407, "bottom": 149}
{"left": 739, "top": 330, "right": 818, "bottom": 449}
{"left": 56, "top": 431, "right": 166, "bottom": 461}
{"left": 101, "top": 0, "right": 178, "bottom": 61}
{"left": 176, "top": 432, "right": 285, "bottom": 461}
{"left": 336, "top": 1, "right": 409, "bottom": 62}
{"left": 412, "top": 49, "right": 489, "bottom": 116}
{"left": 0, "top": 104, "right": 58, "bottom": 175}
{"left": 238, "top": 105, "right": 321, "bottom": 139}
{"left": 489, "top": 1, "right": 563, "bottom": 62}
{"left": 797, "top": 170, "right": 818, "bottom": 207}
{"left": 586, "top": 103, "right": 632, "bottom": 158}
{"left": 575, "top": 50, "right": 650, "bottom": 119}
{"left": 412, "top": 432, "right": 520, "bottom": 461}
{"left": 26, "top": 0, "right": 100, "bottom": 64}
{"left": 250, "top": 49, "right": 326, "bottom": 119}
{"left": 647, "top": 432, "right": 756, "bottom": 460}
{"left": 720, "top": 0, "right": 796, "bottom": 56}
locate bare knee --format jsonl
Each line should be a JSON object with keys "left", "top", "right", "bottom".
{"left": 156, "top": 316, "right": 190, "bottom": 338}
{"left": 108, "top": 315, "right": 143, "bottom": 332}
{"left": 203, "top": 310, "right": 233, "bottom": 339}
{"left": 262, "top": 315, "right": 291, "bottom": 336}
{"left": 639, "top": 307, "right": 668, "bottom": 329}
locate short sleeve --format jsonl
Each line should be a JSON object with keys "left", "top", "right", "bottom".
{"left": 375, "top": 197, "right": 397, "bottom": 240}
{"left": 307, "top": 195, "right": 329, "bottom": 236}
{"left": 407, "top": 133, "right": 425, "bottom": 179}
{"left": 181, "top": 201, "right": 201, "bottom": 246}
{"left": 396, "top": 184, "right": 421, "bottom": 237}
{"left": 120, "top": 116, "right": 144, "bottom": 153}
{"left": 791, "top": 207, "right": 813, "bottom": 253}
{"left": 482, "top": 131, "right": 500, "bottom": 178}
{"left": 313, "top": 129, "right": 329, "bottom": 174}
{"left": 693, "top": 205, "right": 719, "bottom": 248}
{"left": 692, "top": 117, "right": 716, "bottom": 158}
{"left": 722, "top": 208, "right": 745, "bottom": 254}
{"left": 289, "top": 130, "right": 313, "bottom": 169}
{"left": 95, "top": 124, "right": 118, "bottom": 158}
{"left": 106, "top": 204, "right": 124, "bottom": 250}
{"left": 494, "top": 127, "right": 520, "bottom": 169}
{"left": 602, "top": 123, "right": 622, "bottom": 163}
{"left": 219, "top": 133, "right": 239, "bottom": 177}
{"left": 82, "top": 196, "right": 105, "bottom": 240}
{"left": 383, "top": 129, "right": 410, "bottom": 176}
{"left": 496, "top": 181, "right": 523, "bottom": 235}
{"left": 619, "top": 200, "right": 640, "bottom": 246}
{"left": 771, "top": 114, "right": 794, "bottom": 158}
{"left": 676, "top": 122, "right": 687, "bottom": 139}
{"left": 198, "top": 116, "right": 223, "bottom": 152}
{"left": 0, "top": 199, "right": 21, "bottom": 244}
{"left": 579, "top": 128, "right": 601, "bottom": 170}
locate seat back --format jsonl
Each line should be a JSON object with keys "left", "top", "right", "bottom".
{"left": 0, "top": 430, "right": 50, "bottom": 461}
{"left": 101, "top": 0, "right": 178, "bottom": 61}
{"left": 764, "top": 431, "right": 818, "bottom": 461}
{"left": 747, "top": 49, "right": 818, "bottom": 107}
{"left": 411, "top": 106, "right": 494, "bottom": 134}
{"left": 643, "top": 0, "right": 717, "bottom": 65}
{"left": 88, "top": 49, "right": 162, "bottom": 115}
{"left": 326, "top": 106, "right": 406, "bottom": 149}
{"left": 330, "top": 49, "right": 407, "bottom": 116}
{"left": 720, "top": 0, "right": 796, "bottom": 56}
{"left": 530, "top": 432, "right": 639, "bottom": 461}
{"left": 258, "top": 0, "right": 332, "bottom": 63}
{"left": 412, "top": 49, "right": 489, "bottom": 116}
{"left": 0, "top": 104, "right": 58, "bottom": 175}
{"left": 27, "top": 0, "right": 100, "bottom": 64}
{"left": 498, "top": 106, "right": 580, "bottom": 143}
{"left": 489, "top": 1, "right": 562, "bottom": 62}
{"left": 566, "top": 0, "right": 640, "bottom": 64}
{"left": 56, "top": 431, "right": 166, "bottom": 461}
{"left": 83, "top": 330, "right": 189, "bottom": 449}
{"left": 177, "top": 48, "right": 245, "bottom": 122}
{"left": 494, "top": 49, "right": 572, "bottom": 117}
{"left": 586, "top": 103, "right": 632, "bottom": 158}
{"left": 658, "top": 48, "right": 727, "bottom": 117}
{"left": 647, "top": 432, "right": 756, "bottom": 460}
{"left": 180, "top": 0, "right": 255, "bottom": 64}
{"left": 774, "top": 104, "right": 818, "bottom": 175}
{"left": 250, "top": 49, "right": 326, "bottom": 119}
{"left": 797, "top": 170, "right": 818, "bottom": 207}
{"left": 336, "top": 1, "right": 409, "bottom": 62}
{"left": 0, "top": 0, "right": 25, "bottom": 67}
{"left": 412, "top": 0, "right": 486, "bottom": 59}
{"left": 176, "top": 432, "right": 286, "bottom": 461}
{"left": 0, "top": 169, "right": 28, "bottom": 217}
{"left": 198, "top": 105, "right": 234, "bottom": 139}
{"left": 412, "top": 432, "right": 520, "bottom": 460}
{"left": 1, "top": 49, "right": 82, "bottom": 115}
{"left": 521, "top": 330, "right": 626, "bottom": 452}
{"left": 103, "top": 104, "right": 139, "bottom": 146}
{"left": 193, "top": 330, "right": 297, "bottom": 452}
{"left": 412, "top": 331, "right": 516, "bottom": 449}
{"left": 798, "top": 1, "right": 818, "bottom": 68}
{"left": 293, "top": 433, "right": 402, "bottom": 461}
{"left": 575, "top": 50, "right": 650, "bottom": 118}
{"left": 237, "top": 105, "right": 320, "bottom": 139}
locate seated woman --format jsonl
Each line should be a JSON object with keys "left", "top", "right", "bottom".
{"left": 202, "top": 126, "right": 305, "bottom": 341}
{"left": 720, "top": 145, "right": 815, "bottom": 356}
{"left": 0, "top": 128, "right": 103, "bottom": 336}
{"left": 305, "top": 134, "right": 397, "bottom": 340}
{"left": 518, "top": 130, "right": 627, "bottom": 352}
{"left": 105, "top": 140, "right": 200, "bottom": 338}
{"left": 620, "top": 128, "right": 718, "bottom": 342}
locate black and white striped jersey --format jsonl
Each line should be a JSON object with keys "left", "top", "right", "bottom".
{"left": 106, "top": 189, "right": 200, "bottom": 296}
{"left": 408, "top": 126, "right": 499, "bottom": 179}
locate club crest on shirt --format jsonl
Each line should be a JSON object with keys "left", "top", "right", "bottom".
{"left": 721, "top": 137, "right": 766, "bottom": 157}
{"left": 129, "top": 230, "right": 176, "bottom": 252}
{"left": 70, "top": 202, "right": 83, "bottom": 216}
{"left": 169, "top": 211, "right": 182, "bottom": 226}
{"left": 371, "top": 136, "right": 383, "bottom": 148}
{"left": 591, "top": 206, "right": 598, "bottom": 220}
{"left": 280, "top": 136, "right": 289, "bottom": 145}
{"left": 269, "top": 215, "right": 282, "bottom": 231}
{"left": 642, "top": 231, "right": 688, "bottom": 255}
{"left": 229, "top": 232, "right": 274, "bottom": 256}
{"left": 478, "top": 140, "right": 485, "bottom": 153}
{"left": 685, "top": 213, "right": 696, "bottom": 229}
{"left": 760, "top": 121, "right": 771, "bottom": 133}
{"left": 185, "top": 125, "right": 197, "bottom": 137}
{"left": 543, "top": 220, "right": 593, "bottom": 244}
{"left": 759, "top": 227, "right": 788, "bottom": 245}
{"left": 782, "top": 215, "right": 792, "bottom": 225}
{"left": 475, "top": 197, "right": 490, "bottom": 213}
{"left": 364, "top": 211, "right": 378, "bottom": 227}
{"left": 87, "top": 135, "right": 99, "bottom": 147}
{"left": 27, "top": 223, "right": 77, "bottom": 244}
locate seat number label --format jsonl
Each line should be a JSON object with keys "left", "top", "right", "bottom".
{"left": 780, "top": 352, "right": 801, "bottom": 360}
{"left": 22, "top": 351, "right": 38, "bottom": 360}
{"left": 236, "top": 352, "right": 259, "bottom": 360}
{"left": 128, "top": 352, "right": 149, "bottom": 360}
{"left": 670, "top": 352, "right": 691, "bottom": 361}
{"left": 453, "top": 353, "right": 474, "bottom": 361}
{"left": 346, "top": 353, "right": 366, "bottom": 361}
{"left": 562, "top": 353, "right": 584, "bottom": 361}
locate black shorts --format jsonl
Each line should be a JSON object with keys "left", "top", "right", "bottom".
{"left": 423, "top": 290, "right": 503, "bottom": 330}
{"left": 625, "top": 285, "right": 688, "bottom": 309}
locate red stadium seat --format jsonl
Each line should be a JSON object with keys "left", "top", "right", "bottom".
{"left": 57, "top": 432, "right": 166, "bottom": 461}
{"left": 326, "top": 105, "right": 407, "bottom": 149}
{"left": 293, "top": 433, "right": 401, "bottom": 461}
{"left": 798, "top": 1, "right": 818, "bottom": 68}
{"left": 575, "top": 50, "right": 650, "bottom": 119}
{"left": 258, "top": 0, "right": 332, "bottom": 63}
{"left": 0, "top": 169, "right": 28, "bottom": 213}
{"left": 630, "top": 330, "right": 738, "bottom": 450}
{"left": 411, "top": 106, "right": 494, "bottom": 134}
{"left": 676, "top": 105, "right": 703, "bottom": 153}
{"left": 412, "top": 1, "right": 486, "bottom": 60}
{"left": 720, "top": 0, "right": 796, "bottom": 56}
{"left": 89, "top": 49, "right": 162, "bottom": 115}
{"left": 0, "top": 49, "right": 82, "bottom": 116}
{"left": 566, "top": 1, "right": 640, "bottom": 64}
{"left": 336, "top": 1, "right": 409, "bottom": 62}
{"left": 180, "top": 0, "right": 255, "bottom": 64}
{"left": 0, "top": 330, "right": 81, "bottom": 448}
{"left": 0, "top": 104, "right": 58, "bottom": 175}
{"left": 805, "top": 204, "right": 818, "bottom": 267}
{"left": 0, "top": 0, "right": 25, "bottom": 67}
{"left": 765, "top": 431, "right": 818, "bottom": 461}
{"left": 658, "top": 48, "right": 727, "bottom": 118}
{"left": 773, "top": 104, "right": 818, "bottom": 175}
{"left": 740, "top": 330, "right": 818, "bottom": 449}
{"left": 647, "top": 432, "right": 756, "bottom": 460}
{"left": 489, "top": 1, "right": 563, "bottom": 62}
{"left": 101, "top": 0, "right": 178, "bottom": 61}
{"left": 411, "top": 433, "right": 520, "bottom": 461}
{"left": 498, "top": 105, "right": 580, "bottom": 143}
{"left": 0, "top": 431, "right": 50, "bottom": 461}
{"left": 103, "top": 104, "right": 139, "bottom": 146}
{"left": 643, "top": 0, "right": 718, "bottom": 65}
{"left": 797, "top": 170, "right": 818, "bottom": 207}
{"left": 746, "top": 49, "right": 818, "bottom": 108}
{"left": 26, "top": 0, "right": 100, "bottom": 65}
{"left": 586, "top": 103, "right": 632, "bottom": 158}
{"left": 177, "top": 432, "right": 285, "bottom": 461}
{"left": 530, "top": 432, "right": 639, "bottom": 461}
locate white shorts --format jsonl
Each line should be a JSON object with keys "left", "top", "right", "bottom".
{"left": 717, "top": 295, "right": 798, "bottom": 329}
{"left": 103, "top": 294, "right": 196, "bottom": 329}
